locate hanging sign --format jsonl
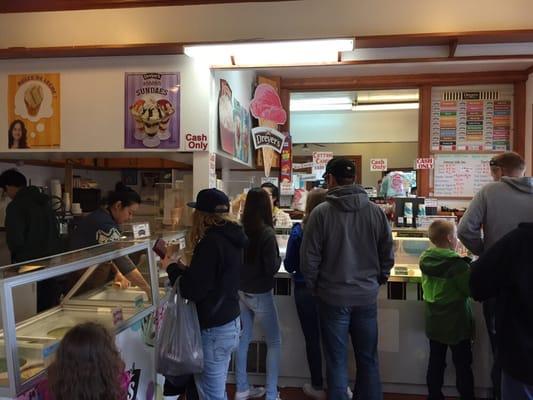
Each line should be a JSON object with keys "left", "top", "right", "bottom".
{"left": 415, "top": 158, "right": 434, "bottom": 170}
{"left": 312, "top": 151, "right": 334, "bottom": 178}
{"left": 370, "top": 158, "right": 388, "bottom": 172}
{"left": 280, "top": 181, "right": 294, "bottom": 196}
{"left": 279, "top": 133, "right": 292, "bottom": 185}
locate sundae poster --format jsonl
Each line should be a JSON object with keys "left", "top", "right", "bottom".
{"left": 8, "top": 73, "right": 61, "bottom": 149}
{"left": 125, "top": 72, "right": 180, "bottom": 149}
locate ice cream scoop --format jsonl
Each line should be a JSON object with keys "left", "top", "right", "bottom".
{"left": 250, "top": 83, "right": 287, "bottom": 176}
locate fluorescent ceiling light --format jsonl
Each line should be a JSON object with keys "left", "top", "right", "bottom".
{"left": 356, "top": 93, "right": 419, "bottom": 103}
{"left": 353, "top": 103, "right": 419, "bottom": 111}
{"left": 291, "top": 103, "right": 353, "bottom": 112}
{"left": 184, "top": 38, "right": 354, "bottom": 67}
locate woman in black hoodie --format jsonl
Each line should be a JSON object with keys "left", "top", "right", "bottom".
{"left": 161, "top": 188, "right": 247, "bottom": 400}
{"left": 235, "top": 188, "right": 282, "bottom": 400}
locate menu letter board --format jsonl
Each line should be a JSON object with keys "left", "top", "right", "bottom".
{"left": 433, "top": 154, "right": 494, "bottom": 197}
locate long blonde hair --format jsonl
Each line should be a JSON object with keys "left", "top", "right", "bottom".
{"left": 185, "top": 210, "right": 240, "bottom": 261}
{"left": 302, "top": 188, "right": 328, "bottom": 226}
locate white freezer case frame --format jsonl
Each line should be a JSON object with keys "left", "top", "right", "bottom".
{"left": 0, "top": 240, "right": 158, "bottom": 398}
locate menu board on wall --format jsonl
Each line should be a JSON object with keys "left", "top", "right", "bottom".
{"left": 431, "top": 92, "right": 511, "bottom": 152}
{"left": 433, "top": 153, "right": 494, "bottom": 197}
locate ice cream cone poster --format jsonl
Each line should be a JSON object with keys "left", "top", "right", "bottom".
{"left": 8, "top": 73, "right": 60, "bottom": 149}
{"left": 125, "top": 72, "right": 180, "bottom": 149}
{"left": 250, "top": 83, "right": 287, "bottom": 176}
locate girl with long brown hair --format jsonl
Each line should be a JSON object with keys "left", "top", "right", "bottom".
{"left": 235, "top": 188, "right": 282, "bottom": 400}
{"left": 40, "top": 322, "right": 128, "bottom": 400}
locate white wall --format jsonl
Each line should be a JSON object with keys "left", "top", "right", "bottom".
{"left": 526, "top": 73, "right": 533, "bottom": 175}
{"left": 2, "top": 0, "right": 533, "bottom": 47}
{"left": 291, "top": 109, "right": 418, "bottom": 143}
{"left": 0, "top": 55, "right": 211, "bottom": 153}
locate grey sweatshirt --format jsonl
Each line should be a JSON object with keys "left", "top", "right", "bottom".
{"left": 300, "top": 185, "right": 394, "bottom": 307}
{"left": 458, "top": 176, "right": 533, "bottom": 256}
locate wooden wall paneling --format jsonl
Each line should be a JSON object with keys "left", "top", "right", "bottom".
{"left": 417, "top": 86, "right": 432, "bottom": 197}
{"left": 281, "top": 71, "right": 529, "bottom": 92}
{"left": 513, "top": 81, "right": 526, "bottom": 157}
{"left": 0, "top": 0, "right": 293, "bottom": 13}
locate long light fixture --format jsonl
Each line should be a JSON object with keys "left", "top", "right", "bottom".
{"left": 184, "top": 38, "right": 354, "bottom": 67}
{"left": 291, "top": 99, "right": 419, "bottom": 112}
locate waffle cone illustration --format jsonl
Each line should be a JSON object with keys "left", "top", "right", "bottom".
{"left": 24, "top": 84, "right": 44, "bottom": 116}
{"left": 259, "top": 119, "right": 278, "bottom": 177}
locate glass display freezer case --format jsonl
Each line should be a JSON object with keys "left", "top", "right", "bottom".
{"left": 0, "top": 240, "right": 158, "bottom": 398}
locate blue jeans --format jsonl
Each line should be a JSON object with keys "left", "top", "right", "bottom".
{"left": 235, "top": 291, "right": 281, "bottom": 400}
{"left": 294, "top": 283, "right": 323, "bottom": 389}
{"left": 194, "top": 317, "right": 240, "bottom": 400}
{"left": 502, "top": 371, "right": 533, "bottom": 400}
{"left": 319, "top": 300, "right": 382, "bottom": 400}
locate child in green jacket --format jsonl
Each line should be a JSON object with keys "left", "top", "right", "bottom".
{"left": 420, "top": 220, "right": 474, "bottom": 400}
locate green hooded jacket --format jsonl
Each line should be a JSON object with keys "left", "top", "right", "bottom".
{"left": 419, "top": 247, "right": 473, "bottom": 345}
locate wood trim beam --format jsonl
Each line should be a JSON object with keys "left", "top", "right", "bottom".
{"left": 526, "top": 64, "right": 533, "bottom": 75}
{"left": 448, "top": 39, "right": 458, "bottom": 58}
{"left": 417, "top": 86, "right": 431, "bottom": 197}
{"left": 281, "top": 70, "right": 529, "bottom": 91}
{"left": 513, "top": 81, "right": 526, "bottom": 158}
{"left": 355, "top": 29, "right": 533, "bottom": 49}
{"left": 0, "top": 0, "right": 293, "bottom": 13}
{"left": 0, "top": 43, "right": 184, "bottom": 60}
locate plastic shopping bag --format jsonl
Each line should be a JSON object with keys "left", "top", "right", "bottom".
{"left": 156, "top": 278, "right": 204, "bottom": 376}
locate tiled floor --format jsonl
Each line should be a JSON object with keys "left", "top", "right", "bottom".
{"left": 225, "top": 386, "right": 461, "bottom": 399}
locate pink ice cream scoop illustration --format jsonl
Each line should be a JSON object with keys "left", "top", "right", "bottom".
{"left": 250, "top": 84, "right": 287, "bottom": 176}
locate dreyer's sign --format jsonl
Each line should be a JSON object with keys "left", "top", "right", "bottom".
{"left": 251, "top": 127, "right": 285, "bottom": 154}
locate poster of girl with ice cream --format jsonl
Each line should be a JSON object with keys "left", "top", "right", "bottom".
{"left": 8, "top": 73, "right": 61, "bottom": 149}
{"left": 124, "top": 72, "right": 180, "bottom": 149}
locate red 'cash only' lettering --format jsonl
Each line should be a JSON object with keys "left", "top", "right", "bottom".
{"left": 186, "top": 133, "right": 208, "bottom": 151}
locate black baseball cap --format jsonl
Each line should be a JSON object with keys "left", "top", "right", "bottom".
{"left": 187, "top": 188, "right": 230, "bottom": 213}
{"left": 322, "top": 157, "right": 356, "bottom": 179}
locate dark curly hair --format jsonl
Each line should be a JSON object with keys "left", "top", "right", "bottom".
{"left": 8, "top": 120, "right": 29, "bottom": 149}
{"left": 47, "top": 322, "right": 126, "bottom": 400}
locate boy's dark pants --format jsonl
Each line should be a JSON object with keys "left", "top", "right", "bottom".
{"left": 426, "top": 339, "right": 475, "bottom": 400}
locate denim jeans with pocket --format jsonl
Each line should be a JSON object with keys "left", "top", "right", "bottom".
{"left": 194, "top": 317, "right": 240, "bottom": 400}
{"left": 235, "top": 291, "right": 282, "bottom": 400}
{"left": 319, "top": 300, "right": 382, "bottom": 400}
{"left": 294, "top": 282, "right": 323, "bottom": 389}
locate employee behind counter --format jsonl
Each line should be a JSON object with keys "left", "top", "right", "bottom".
{"left": 69, "top": 183, "right": 151, "bottom": 296}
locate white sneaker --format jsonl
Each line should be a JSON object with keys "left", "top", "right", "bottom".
{"left": 275, "top": 392, "right": 283, "bottom": 400}
{"left": 234, "top": 386, "right": 266, "bottom": 399}
{"left": 302, "top": 383, "right": 326, "bottom": 399}
{"left": 347, "top": 386, "right": 353, "bottom": 399}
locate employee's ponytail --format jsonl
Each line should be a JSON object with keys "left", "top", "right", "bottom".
{"left": 104, "top": 182, "right": 141, "bottom": 207}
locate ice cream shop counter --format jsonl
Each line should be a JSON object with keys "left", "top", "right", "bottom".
{"left": 255, "top": 231, "right": 492, "bottom": 397}
{"left": 0, "top": 241, "right": 160, "bottom": 399}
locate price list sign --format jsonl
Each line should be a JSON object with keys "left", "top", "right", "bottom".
{"left": 434, "top": 154, "right": 494, "bottom": 197}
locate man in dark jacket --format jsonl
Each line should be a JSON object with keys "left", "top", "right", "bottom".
{"left": 301, "top": 158, "right": 394, "bottom": 400}
{"left": 470, "top": 223, "right": 533, "bottom": 400}
{"left": 458, "top": 152, "right": 533, "bottom": 399}
{"left": 0, "top": 169, "right": 63, "bottom": 311}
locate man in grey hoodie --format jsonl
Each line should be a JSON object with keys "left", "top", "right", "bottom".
{"left": 458, "top": 151, "right": 533, "bottom": 400}
{"left": 301, "top": 157, "right": 394, "bottom": 400}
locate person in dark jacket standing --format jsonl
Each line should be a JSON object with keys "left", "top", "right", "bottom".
{"left": 470, "top": 223, "right": 533, "bottom": 400}
{"left": 0, "top": 169, "right": 63, "bottom": 311}
{"left": 235, "top": 188, "right": 282, "bottom": 400}
{"left": 301, "top": 158, "right": 394, "bottom": 400}
{"left": 284, "top": 188, "right": 327, "bottom": 399}
{"left": 458, "top": 152, "right": 533, "bottom": 400}
{"left": 162, "top": 188, "right": 246, "bottom": 400}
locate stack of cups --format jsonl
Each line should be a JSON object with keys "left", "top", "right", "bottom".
{"left": 50, "top": 179, "right": 62, "bottom": 200}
